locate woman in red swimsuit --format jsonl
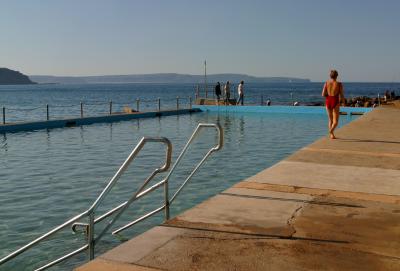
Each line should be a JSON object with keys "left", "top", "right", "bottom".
{"left": 322, "top": 70, "right": 345, "bottom": 139}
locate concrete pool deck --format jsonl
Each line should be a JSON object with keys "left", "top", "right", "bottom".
{"left": 77, "top": 106, "right": 400, "bottom": 271}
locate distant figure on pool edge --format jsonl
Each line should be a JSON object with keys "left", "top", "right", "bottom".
{"left": 322, "top": 69, "right": 345, "bottom": 139}
{"left": 224, "top": 81, "right": 231, "bottom": 105}
{"left": 236, "top": 80, "right": 244, "bottom": 105}
{"left": 215, "top": 82, "right": 221, "bottom": 105}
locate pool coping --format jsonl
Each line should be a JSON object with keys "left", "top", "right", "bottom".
{"left": 0, "top": 105, "right": 372, "bottom": 134}
{"left": 193, "top": 104, "right": 373, "bottom": 114}
{"left": 0, "top": 108, "right": 200, "bottom": 133}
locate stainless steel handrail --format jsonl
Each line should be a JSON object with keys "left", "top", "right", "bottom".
{"left": 71, "top": 176, "right": 168, "bottom": 234}
{"left": 113, "top": 123, "right": 223, "bottom": 234}
{"left": 0, "top": 137, "right": 172, "bottom": 270}
{"left": 1, "top": 123, "right": 223, "bottom": 271}
{"left": 168, "top": 123, "right": 223, "bottom": 205}
{"left": 72, "top": 123, "right": 223, "bottom": 236}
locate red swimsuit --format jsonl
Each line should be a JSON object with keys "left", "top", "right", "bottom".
{"left": 325, "top": 95, "right": 339, "bottom": 109}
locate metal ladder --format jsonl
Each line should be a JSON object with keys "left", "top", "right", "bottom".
{"left": 0, "top": 123, "right": 223, "bottom": 271}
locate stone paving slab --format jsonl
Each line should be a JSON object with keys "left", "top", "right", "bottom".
{"left": 164, "top": 187, "right": 400, "bottom": 258}
{"left": 164, "top": 189, "right": 311, "bottom": 237}
{"left": 99, "top": 226, "right": 187, "bottom": 264}
{"left": 75, "top": 259, "right": 162, "bottom": 271}
{"left": 134, "top": 229, "right": 399, "bottom": 271}
{"left": 245, "top": 160, "right": 400, "bottom": 196}
{"left": 307, "top": 108, "right": 400, "bottom": 155}
{"left": 78, "top": 188, "right": 400, "bottom": 271}
{"left": 292, "top": 194, "right": 400, "bottom": 258}
{"left": 78, "top": 227, "right": 400, "bottom": 271}
{"left": 287, "top": 147, "right": 400, "bottom": 170}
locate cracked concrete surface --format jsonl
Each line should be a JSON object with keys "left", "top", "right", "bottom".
{"left": 286, "top": 205, "right": 303, "bottom": 237}
{"left": 77, "top": 107, "right": 400, "bottom": 271}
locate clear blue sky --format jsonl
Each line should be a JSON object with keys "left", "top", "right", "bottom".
{"left": 1, "top": 0, "right": 399, "bottom": 82}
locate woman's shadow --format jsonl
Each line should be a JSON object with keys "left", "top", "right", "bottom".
{"left": 334, "top": 138, "right": 400, "bottom": 144}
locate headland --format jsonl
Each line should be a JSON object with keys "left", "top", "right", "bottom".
{"left": 0, "top": 68, "right": 36, "bottom": 85}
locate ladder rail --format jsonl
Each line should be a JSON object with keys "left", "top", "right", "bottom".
{"left": 72, "top": 177, "right": 167, "bottom": 234}
{"left": 94, "top": 168, "right": 168, "bottom": 244}
{"left": 0, "top": 123, "right": 224, "bottom": 271}
{"left": 88, "top": 137, "right": 172, "bottom": 212}
{"left": 114, "top": 122, "right": 224, "bottom": 232}
{"left": 113, "top": 205, "right": 166, "bottom": 235}
{"left": 167, "top": 123, "right": 223, "bottom": 205}
{"left": 0, "top": 210, "right": 89, "bottom": 265}
{"left": 34, "top": 245, "right": 88, "bottom": 271}
{"left": 0, "top": 137, "right": 172, "bottom": 269}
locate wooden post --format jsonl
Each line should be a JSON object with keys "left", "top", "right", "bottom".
{"left": 46, "top": 104, "right": 49, "bottom": 120}
{"left": 158, "top": 98, "right": 161, "bottom": 112}
{"left": 189, "top": 96, "right": 192, "bottom": 109}
{"left": 109, "top": 100, "right": 112, "bottom": 115}
{"left": 176, "top": 97, "right": 179, "bottom": 110}
{"left": 2, "top": 107, "right": 5, "bottom": 124}
{"left": 204, "top": 60, "right": 207, "bottom": 98}
{"left": 80, "top": 102, "right": 83, "bottom": 118}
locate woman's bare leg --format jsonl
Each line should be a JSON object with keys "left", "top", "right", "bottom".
{"left": 326, "top": 107, "right": 333, "bottom": 137}
{"left": 330, "top": 105, "right": 340, "bottom": 139}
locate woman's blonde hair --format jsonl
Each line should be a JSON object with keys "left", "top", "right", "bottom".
{"left": 330, "top": 70, "right": 338, "bottom": 79}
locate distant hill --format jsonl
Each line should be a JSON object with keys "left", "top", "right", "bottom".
{"left": 30, "top": 73, "right": 310, "bottom": 84}
{"left": 0, "top": 68, "right": 36, "bottom": 85}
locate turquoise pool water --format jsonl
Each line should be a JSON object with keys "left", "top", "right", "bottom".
{"left": 0, "top": 110, "right": 360, "bottom": 270}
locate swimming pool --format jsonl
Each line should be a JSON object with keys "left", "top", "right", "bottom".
{"left": 0, "top": 110, "right": 361, "bottom": 270}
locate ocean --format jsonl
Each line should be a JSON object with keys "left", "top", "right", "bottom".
{"left": 0, "top": 82, "right": 398, "bottom": 123}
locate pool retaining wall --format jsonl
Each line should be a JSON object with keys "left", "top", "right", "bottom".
{"left": 0, "top": 108, "right": 200, "bottom": 133}
{"left": 193, "top": 104, "right": 372, "bottom": 114}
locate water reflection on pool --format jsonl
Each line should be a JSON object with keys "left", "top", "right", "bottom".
{"left": 0, "top": 111, "right": 358, "bottom": 270}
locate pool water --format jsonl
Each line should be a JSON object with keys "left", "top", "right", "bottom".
{"left": 0, "top": 110, "right": 359, "bottom": 270}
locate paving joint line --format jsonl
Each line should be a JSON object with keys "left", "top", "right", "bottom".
{"left": 234, "top": 182, "right": 400, "bottom": 205}
{"left": 301, "top": 147, "right": 400, "bottom": 158}
{"left": 219, "top": 192, "right": 365, "bottom": 208}
{"left": 160, "top": 224, "right": 349, "bottom": 244}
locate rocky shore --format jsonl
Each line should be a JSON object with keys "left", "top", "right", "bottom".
{"left": 307, "top": 93, "right": 398, "bottom": 107}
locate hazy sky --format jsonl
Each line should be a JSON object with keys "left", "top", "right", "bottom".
{"left": 1, "top": 0, "right": 399, "bottom": 82}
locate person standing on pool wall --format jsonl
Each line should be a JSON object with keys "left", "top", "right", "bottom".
{"left": 215, "top": 82, "right": 221, "bottom": 105}
{"left": 322, "top": 69, "right": 345, "bottom": 139}
{"left": 224, "top": 81, "right": 231, "bottom": 105}
{"left": 237, "top": 80, "right": 244, "bottom": 105}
